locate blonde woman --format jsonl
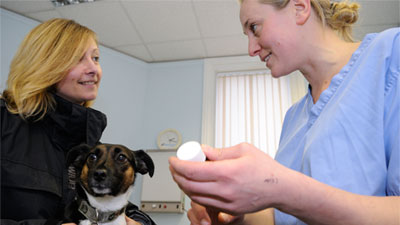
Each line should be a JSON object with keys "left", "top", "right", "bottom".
{"left": 1, "top": 19, "right": 154, "bottom": 225}
{"left": 169, "top": 0, "right": 400, "bottom": 224}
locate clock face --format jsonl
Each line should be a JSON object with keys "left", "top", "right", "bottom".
{"left": 157, "top": 129, "right": 182, "bottom": 149}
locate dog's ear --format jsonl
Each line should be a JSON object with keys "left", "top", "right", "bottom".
{"left": 133, "top": 150, "right": 154, "bottom": 177}
{"left": 66, "top": 143, "right": 92, "bottom": 169}
{"left": 66, "top": 144, "right": 92, "bottom": 190}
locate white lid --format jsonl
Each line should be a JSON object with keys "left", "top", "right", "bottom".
{"left": 177, "top": 141, "right": 206, "bottom": 162}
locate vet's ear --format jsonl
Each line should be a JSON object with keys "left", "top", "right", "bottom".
{"left": 66, "top": 143, "right": 92, "bottom": 169}
{"left": 133, "top": 150, "right": 155, "bottom": 177}
{"left": 292, "top": 0, "right": 311, "bottom": 25}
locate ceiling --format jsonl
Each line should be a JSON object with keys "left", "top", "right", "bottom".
{"left": 1, "top": 0, "right": 399, "bottom": 63}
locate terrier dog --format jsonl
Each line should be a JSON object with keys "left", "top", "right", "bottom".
{"left": 64, "top": 143, "right": 154, "bottom": 225}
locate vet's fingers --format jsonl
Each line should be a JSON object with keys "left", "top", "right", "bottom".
{"left": 206, "top": 209, "right": 244, "bottom": 225}
{"left": 190, "top": 201, "right": 211, "bottom": 222}
{"left": 188, "top": 208, "right": 207, "bottom": 225}
{"left": 206, "top": 207, "right": 222, "bottom": 224}
{"left": 201, "top": 143, "right": 252, "bottom": 161}
{"left": 187, "top": 203, "right": 213, "bottom": 225}
{"left": 188, "top": 201, "right": 241, "bottom": 225}
{"left": 169, "top": 157, "right": 223, "bottom": 181}
{"left": 170, "top": 170, "right": 231, "bottom": 202}
{"left": 191, "top": 195, "right": 237, "bottom": 216}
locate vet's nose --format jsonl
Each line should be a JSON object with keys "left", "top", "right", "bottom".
{"left": 93, "top": 169, "right": 107, "bottom": 181}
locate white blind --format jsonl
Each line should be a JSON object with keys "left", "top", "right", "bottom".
{"left": 215, "top": 70, "right": 292, "bottom": 157}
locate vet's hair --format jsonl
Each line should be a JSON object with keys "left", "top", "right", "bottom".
{"left": 239, "top": 0, "right": 360, "bottom": 42}
{"left": 1, "top": 18, "right": 98, "bottom": 120}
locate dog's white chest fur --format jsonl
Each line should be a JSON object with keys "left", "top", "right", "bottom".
{"left": 79, "top": 187, "right": 133, "bottom": 225}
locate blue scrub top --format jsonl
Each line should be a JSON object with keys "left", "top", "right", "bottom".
{"left": 274, "top": 28, "right": 400, "bottom": 224}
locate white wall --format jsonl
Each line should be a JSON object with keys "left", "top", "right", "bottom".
{"left": 0, "top": 8, "right": 201, "bottom": 225}
{"left": 0, "top": 9, "right": 39, "bottom": 91}
{"left": 143, "top": 60, "right": 204, "bottom": 148}
{"left": 139, "top": 60, "right": 203, "bottom": 225}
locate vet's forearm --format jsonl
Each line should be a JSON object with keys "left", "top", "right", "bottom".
{"left": 276, "top": 170, "right": 400, "bottom": 225}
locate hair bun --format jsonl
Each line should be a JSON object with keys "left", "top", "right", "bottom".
{"left": 329, "top": 1, "right": 360, "bottom": 28}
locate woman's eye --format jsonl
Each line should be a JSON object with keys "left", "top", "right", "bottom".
{"left": 117, "top": 154, "right": 127, "bottom": 163}
{"left": 250, "top": 23, "right": 258, "bottom": 34}
{"left": 92, "top": 56, "right": 100, "bottom": 62}
{"left": 88, "top": 153, "right": 97, "bottom": 162}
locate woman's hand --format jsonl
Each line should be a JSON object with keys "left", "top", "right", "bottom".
{"left": 126, "top": 216, "right": 142, "bottom": 225}
{"left": 187, "top": 201, "right": 244, "bottom": 225}
{"left": 169, "top": 143, "right": 286, "bottom": 215}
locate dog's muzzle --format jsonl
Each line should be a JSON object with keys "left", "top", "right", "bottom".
{"left": 89, "top": 169, "right": 113, "bottom": 195}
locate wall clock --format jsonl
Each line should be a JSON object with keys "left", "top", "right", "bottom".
{"left": 157, "top": 129, "right": 182, "bottom": 149}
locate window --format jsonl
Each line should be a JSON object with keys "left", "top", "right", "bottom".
{"left": 202, "top": 56, "right": 307, "bottom": 157}
{"left": 215, "top": 70, "right": 291, "bottom": 157}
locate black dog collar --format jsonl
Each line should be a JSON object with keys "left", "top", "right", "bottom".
{"left": 78, "top": 198, "right": 127, "bottom": 224}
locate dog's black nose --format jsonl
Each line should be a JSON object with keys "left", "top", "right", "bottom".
{"left": 93, "top": 169, "right": 107, "bottom": 181}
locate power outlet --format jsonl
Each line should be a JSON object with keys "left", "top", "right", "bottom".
{"left": 141, "top": 201, "right": 184, "bottom": 213}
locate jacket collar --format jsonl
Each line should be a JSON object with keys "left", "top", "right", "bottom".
{"left": 44, "top": 93, "right": 107, "bottom": 151}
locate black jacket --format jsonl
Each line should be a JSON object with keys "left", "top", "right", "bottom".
{"left": 1, "top": 94, "right": 155, "bottom": 225}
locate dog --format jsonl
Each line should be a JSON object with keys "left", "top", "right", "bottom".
{"left": 64, "top": 143, "right": 154, "bottom": 225}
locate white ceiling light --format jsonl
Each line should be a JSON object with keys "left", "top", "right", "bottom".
{"left": 51, "top": 0, "right": 98, "bottom": 7}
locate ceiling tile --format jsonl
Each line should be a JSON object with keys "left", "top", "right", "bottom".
{"left": 193, "top": 0, "right": 242, "bottom": 38}
{"left": 26, "top": 10, "right": 63, "bottom": 22}
{"left": 2, "top": 0, "right": 399, "bottom": 63}
{"left": 55, "top": 1, "right": 143, "bottom": 47}
{"left": 147, "top": 40, "right": 206, "bottom": 62}
{"left": 114, "top": 44, "right": 154, "bottom": 63}
{"left": 0, "top": 0, "right": 54, "bottom": 14}
{"left": 204, "top": 35, "right": 248, "bottom": 58}
{"left": 121, "top": 1, "right": 201, "bottom": 43}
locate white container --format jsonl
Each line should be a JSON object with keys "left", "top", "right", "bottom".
{"left": 177, "top": 141, "right": 206, "bottom": 162}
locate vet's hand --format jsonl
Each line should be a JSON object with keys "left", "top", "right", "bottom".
{"left": 126, "top": 216, "right": 142, "bottom": 225}
{"left": 187, "top": 201, "right": 244, "bottom": 225}
{"left": 169, "top": 143, "right": 286, "bottom": 215}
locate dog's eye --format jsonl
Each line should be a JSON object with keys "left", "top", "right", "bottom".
{"left": 88, "top": 153, "right": 97, "bottom": 162}
{"left": 116, "top": 154, "right": 127, "bottom": 163}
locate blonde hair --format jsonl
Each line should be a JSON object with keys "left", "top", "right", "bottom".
{"left": 239, "top": 0, "right": 360, "bottom": 42}
{"left": 2, "top": 18, "right": 98, "bottom": 120}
